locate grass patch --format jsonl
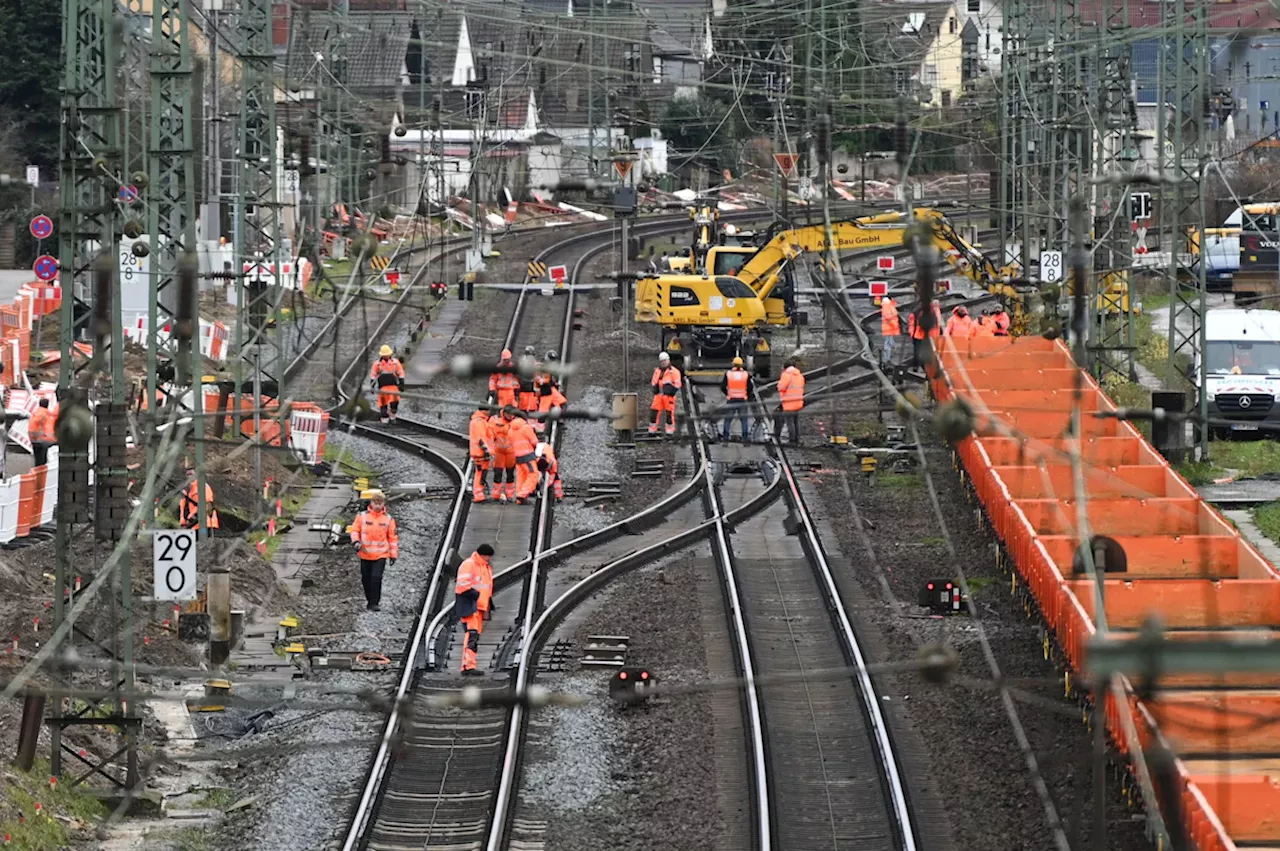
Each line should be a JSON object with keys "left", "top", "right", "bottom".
{"left": 918, "top": 536, "right": 947, "bottom": 548}
{"left": 0, "top": 761, "right": 109, "bottom": 850}
{"left": 1177, "top": 460, "right": 1217, "bottom": 486}
{"left": 197, "top": 787, "right": 237, "bottom": 809}
{"left": 964, "top": 576, "right": 995, "bottom": 596}
{"left": 878, "top": 472, "right": 922, "bottom": 489}
{"left": 323, "top": 442, "right": 379, "bottom": 479}
{"left": 1206, "top": 440, "right": 1280, "bottom": 478}
{"left": 1098, "top": 373, "right": 1153, "bottom": 440}
{"left": 1254, "top": 500, "right": 1280, "bottom": 545}
{"left": 1139, "top": 291, "right": 1170, "bottom": 312}
{"left": 174, "top": 826, "right": 213, "bottom": 851}
{"left": 845, "top": 418, "right": 888, "bottom": 444}
{"left": 247, "top": 530, "right": 285, "bottom": 562}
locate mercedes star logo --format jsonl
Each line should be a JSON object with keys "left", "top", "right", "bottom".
{"left": 1240, "top": 396, "right": 1253, "bottom": 408}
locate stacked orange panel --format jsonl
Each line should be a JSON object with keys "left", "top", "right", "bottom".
{"left": 933, "top": 334, "right": 1280, "bottom": 851}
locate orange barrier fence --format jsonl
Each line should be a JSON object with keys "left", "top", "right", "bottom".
{"left": 933, "top": 334, "right": 1280, "bottom": 851}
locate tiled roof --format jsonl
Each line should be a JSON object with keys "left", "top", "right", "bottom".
{"left": 286, "top": 10, "right": 413, "bottom": 95}
{"left": 638, "top": 0, "right": 709, "bottom": 57}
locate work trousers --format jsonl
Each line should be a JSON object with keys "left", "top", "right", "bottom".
{"left": 359, "top": 558, "right": 387, "bottom": 608}
{"left": 471, "top": 457, "right": 489, "bottom": 501}
{"left": 649, "top": 394, "right": 677, "bottom": 434}
{"left": 912, "top": 338, "right": 931, "bottom": 369}
{"left": 518, "top": 391, "right": 538, "bottom": 412}
{"left": 491, "top": 449, "right": 516, "bottom": 498}
{"left": 514, "top": 454, "right": 539, "bottom": 500}
{"left": 881, "top": 334, "right": 897, "bottom": 365}
{"left": 460, "top": 611, "right": 485, "bottom": 672}
{"left": 773, "top": 406, "right": 801, "bottom": 444}
{"left": 721, "top": 402, "right": 750, "bottom": 441}
{"left": 32, "top": 442, "right": 51, "bottom": 468}
{"left": 377, "top": 391, "right": 400, "bottom": 421}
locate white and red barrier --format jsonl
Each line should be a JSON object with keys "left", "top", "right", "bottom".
{"left": 287, "top": 403, "right": 330, "bottom": 464}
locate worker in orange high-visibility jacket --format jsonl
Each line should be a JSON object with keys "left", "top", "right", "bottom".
{"left": 27, "top": 398, "right": 56, "bottom": 467}
{"left": 991, "top": 306, "right": 1011, "bottom": 336}
{"left": 880, "top": 296, "right": 901, "bottom": 365}
{"left": 455, "top": 543, "right": 495, "bottom": 675}
{"left": 350, "top": 490, "right": 398, "bottom": 611}
{"left": 774, "top": 355, "right": 806, "bottom": 445}
{"left": 490, "top": 349, "right": 520, "bottom": 409}
{"left": 945, "top": 305, "right": 976, "bottom": 338}
{"left": 975, "top": 311, "right": 996, "bottom": 337}
{"left": 469, "top": 406, "right": 493, "bottom": 502}
{"left": 649, "top": 351, "right": 682, "bottom": 435}
{"left": 179, "top": 479, "right": 221, "bottom": 531}
{"left": 907, "top": 301, "right": 943, "bottom": 368}
{"left": 719, "top": 356, "right": 753, "bottom": 442}
{"left": 517, "top": 345, "right": 540, "bottom": 413}
{"left": 487, "top": 407, "right": 518, "bottom": 502}
{"left": 510, "top": 411, "right": 541, "bottom": 504}
{"left": 370, "top": 345, "right": 406, "bottom": 423}
{"left": 535, "top": 441, "right": 563, "bottom": 499}
{"left": 536, "top": 383, "right": 567, "bottom": 434}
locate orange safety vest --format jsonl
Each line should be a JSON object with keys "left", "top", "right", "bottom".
{"left": 946, "top": 315, "right": 975, "bottom": 338}
{"left": 351, "top": 505, "right": 399, "bottom": 560}
{"left": 371, "top": 357, "right": 405, "bottom": 395}
{"left": 777, "top": 366, "right": 805, "bottom": 412}
{"left": 909, "top": 305, "right": 943, "bottom": 340}
{"left": 880, "top": 300, "right": 901, "bottom": 336}
{"left": 975, "top": 317, "right": 995, "bottom": 337}
{"left": 993, "top": 312, "right": 1011, "bottom": 335}
{"left": 536, "top": 443, "right": 558, "bottom": 475}
{"left": 510, "top": 417, "right": 539, "bottom": 459}
{"left": 455, "top": 552, "right": 494, "bottom": 612}
{"left": 652, "top": 365, "right": 682, "bottom": 394}
{"left": 488, "top": 415, "right": 514, "bottom": 452}
{"left": 28, "top": 408, "right": 55, "bottom": 443}
{"left": 725, "top": 367, "right": 750, "bottom": 401}
{"left": 490, "top": 363, "right": 520, "bottom": 404}
{"left": 538, "top": 385, "right": 567, "bottom": 413}
{"left": 180, "top": 482, "right": 221, "bottom": 530}
{"left": 469, "top": 411, "right": 492, "bottom": 459}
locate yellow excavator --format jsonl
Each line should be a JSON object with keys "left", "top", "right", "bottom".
{"left": 635, "top": 208, "right": 1026, "bottom": 377}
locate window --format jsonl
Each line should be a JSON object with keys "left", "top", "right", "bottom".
{"left": 652, "top": 56, "right": 664, "bottom": 84}
{"left": 924, "top": 63, "right": 939, "bottom": 89}
{"left": 1207, "top": 341, "right": 1280, "bottom": 375}
{"left": 949, "top": 16, "right": 956, "bottom": 33}
{"left": 967, "top": 0, "right": 980, "bottom": 11}
{"left": 465, "top": 88, "right": 486, "bottom": 120}
{"left": 942, "top": 90, "right": 952, "bottom": 107}
{"left": 715, "top": 277, "right": 757, "bottom": 298}
{"left": 894, "top": 68, "right": 909, "bottom": 94}
{"left": 713, "top": 250, "right": 755, "bottom": 276}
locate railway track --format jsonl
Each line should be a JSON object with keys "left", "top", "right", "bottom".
{"left": 331, "top": 202, "right": 1004, "bottom": 851}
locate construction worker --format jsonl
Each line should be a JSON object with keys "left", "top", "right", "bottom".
{"left": 649, "top": 351, "right": 682, "bottom": 435}
{"left": 719, "top": 356, "right": 753, "bottom": 442}
{"left": 487, "top": 407, "right": 518, "bottom": 502}
{"left": 907, "top": 301, "right": 943, "bottom": 369}
{"left": 517, "top": 345, "right": 540, "bottom": 413}
{"left": 178, "top": 465, "right": 221, "bottom": 531}
{"left": 774, "top": 355, "right": 805, "bottom": 445}
{"left": 975, "top": 309, "right": 996, "bottom": 337}
{"left": 536, "top": 350, "right": 567, "bottom": 434}
{"left": 28, "top": 398, "right": 56, "bottom": 468}
{"left": 455, "top": 543, "right": 495, "bottom": 676}
{"left": 536, "top": 441, "right": 563, "bottom": 500}
{"left": 370, "top": 345, "right": 405, "bottom": 423}
{"left": 469, "top": 405, "right": 493, "bottom": 502}
{"left": 945, "top": 305, "right": 976, "bottom": 338}
{"left": 880, "top": 296, "right": 901, "bottom": 365}
{"left": 350, "top": 490, "right": 398, "bottom": 611}
{"left": 490, "top": 349, "right": 520, "bottom": 409}
{"left": 510, "top": 411, "right": 541, "bottom": 504}
{"left": 991, "top": 305, "right": 1011, "bottom": 336}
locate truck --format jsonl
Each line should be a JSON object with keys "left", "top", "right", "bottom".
{"left": 1200, "top": 308, "right": 1280, "bottom": 437}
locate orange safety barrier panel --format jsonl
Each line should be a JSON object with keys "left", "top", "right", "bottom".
{"left": 29, "top": 465, "right": 47, "bottom": 529}
{"left": 16, "top": 472, "right": 36, "bottom": 538}
{"left": 933, "top": 332, "right": 1280, "bottom": 851}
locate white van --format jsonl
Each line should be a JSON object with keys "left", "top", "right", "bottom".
{"left": 1202, "top": 308, "right": 1280, "bottom": 436}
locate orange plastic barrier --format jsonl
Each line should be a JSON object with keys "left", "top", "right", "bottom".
{"left": 933, "top": 334, "right": 1280, "bottom": 851}
{"left": 15, "top": 472, "right": 36, "bottom": 538}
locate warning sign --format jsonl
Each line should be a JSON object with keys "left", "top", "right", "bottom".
{"left": 613, "top": 160, "right": 634, "bottom": 180}
{"left": 869, "top": 280, "right": 888, "bottom": 298}
{"left": 549, "top": 265, "right": 567, "bottom": 285}
{"left": 877, "top": 256, "right": 895, "bottom": 272}
{"left": 773, "top": 152, "right": 799, "bottom": 178}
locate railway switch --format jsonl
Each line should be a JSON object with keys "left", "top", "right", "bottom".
{"left": 609, "top": 666, "right": 656, "bottom": 706}
{"left": 919, "top": 579, "right": 968, "bottom": 615}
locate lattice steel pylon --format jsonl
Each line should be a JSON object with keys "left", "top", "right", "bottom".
{"left": 233, "top": 0, "right": 285, "bottom": 462}
{"left": 1160, "top": 0, "right": 1210, "bottom": 455}
{"left": 146, "top": 0, "right": 207, "bottom": 525}
{"left": 1089, "top": 0, "right": 1139, "bottom": 381}
{"left": 53, "top": 0, "right": 139, "bottom": 790}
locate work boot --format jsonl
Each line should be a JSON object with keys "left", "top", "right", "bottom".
{"left": 380, "top": 417, "right": 390, "bottom": 424}
{"left": 665, "top": 425, "right": 676, "bottom": 435}
{"left": 461, "top": 668, "right": 484, "bottom": 677}
{"left": 367, "top": 603, "right": 380, "bottom": 612}
{"left": 648, "top": 423, "right": 659, "bottom": 434}
{"left": 499, "top": 493, "right": 508, "bottom": 504}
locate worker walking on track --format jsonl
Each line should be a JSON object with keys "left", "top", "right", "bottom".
{"left": 774, "top": 355, "right": 805, "bottom": 445}
{"left": 945, "top": 305, "right": 976, "bottom": 338}
{"left": 517, "top": 346, "right": 541, "bottom": 413}
{"left": 536, "top": 350, "right": 567, "bottom": 433}
{"left": 487, "top": 407, "right": 518, "bottom": 502}
{"left": 350, "top": 490, "right": 398, "bottom": 612}
{"left": 991, "top": 305, "right": 1011, "bottom": 336}
{"left": 28, "top": 398, "right": 56, "bottom": 467}
{"left": 179, "top": 461, "right": 221, "bottom": 531}
{"left": 455, "top": 543, "right": 495, "bottom": 676}
{"left": 879, "top": 296, "right": 901, "bottom": 365}
{"left": 370, "top": 345, "right": 405, "bottom": 423}
{"left": 649, "top": 351, "right": 682, "bottom": 435}
{"left": 510, "top": 411, "right": 541, "bottom": 504}
{"left": 907, "top": 301, "right": 943, "bottom": 368}
{"left": 536, "top": 441, "right": 563, "bottom": 500}
{"left": 719, "top": 356, "right": 753, "bottom": 442}
{"left": 490, "top": 349, "right": 519, "bottom": 409}
{"left": 469, "top": 405, "right": 493, "bottom": 502}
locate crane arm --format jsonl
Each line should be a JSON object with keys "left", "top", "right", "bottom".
{"left": 735, "top": 219, "right": 910, "bottom": 299}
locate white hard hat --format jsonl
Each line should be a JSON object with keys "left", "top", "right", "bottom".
{"left": 535, "top": 442, "right": 549, "bottom": 458}
{"left": 658, "top": 352, "right": 670, "bottom": 362}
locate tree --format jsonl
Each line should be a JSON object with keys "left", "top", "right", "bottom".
{"left": 0, "top": 0, "right": 63, "bottom": 172}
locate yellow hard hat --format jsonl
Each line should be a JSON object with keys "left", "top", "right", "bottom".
{"left": 361, "top": 488, "right": 386, "bottom": 502}
{"left": 732, "top": 357, "right": 744, "bottom": 366}
{"left": 379, "top": 345, "right": 393, "bottom": 357}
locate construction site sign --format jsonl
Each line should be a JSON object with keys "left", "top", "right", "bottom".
{"left": 773, "top": 153, "right": 799, "bottom": 178}
{"left": 614, "top": 160, "right": 634, "bottom": 180}
{"left": 549, "top": 265, "right": 567, "bottom": 285}
{"left": 868, "top": 280, "right": 888, "bottom": 298}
